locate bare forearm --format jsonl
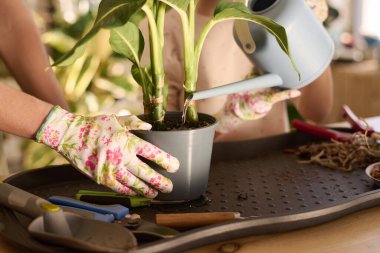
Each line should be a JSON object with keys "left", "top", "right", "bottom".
{"left": 294, "top": 67, "right": 333, "bottom": 123}
{"left": 0, "top": 0, "right": 68, "bottom": 109}
{"left": 0, "top": 82, "right": 53, "bottom": 139}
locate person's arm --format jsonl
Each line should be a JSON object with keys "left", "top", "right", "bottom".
{"left": 0, "top": 82, "right": 53, "bottom": 139}
{"left": 0, "top": 82, "right": 179, "bottom": 197}
{"left": 293, "top": 66, "right": 333, "bottom": 123}
{"left": 0, "top": 0, "right": 68, "bottom": 110}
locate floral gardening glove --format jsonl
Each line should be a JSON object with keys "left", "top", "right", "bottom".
{"left": 305, "top": 0, "right": 328, "bottom": 22}
{"left": 36, "top": 106, "right": 179, "bottom": 198}
{"left": 216, "top": 89, "right": 301, "bottom": 134}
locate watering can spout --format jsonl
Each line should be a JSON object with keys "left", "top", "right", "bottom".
{"left": 191, "top": 73, "right": 283, "bottom": 101}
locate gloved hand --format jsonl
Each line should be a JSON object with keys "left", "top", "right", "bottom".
{"left": 216, "top": 89, "right": 301, "bottom": 134}
{"left": 36, "top": 106, "right": 179, "bottom": 198}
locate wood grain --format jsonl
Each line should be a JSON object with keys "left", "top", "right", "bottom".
{"left": 156, "top": 212, "right": 239, "bottom": 229}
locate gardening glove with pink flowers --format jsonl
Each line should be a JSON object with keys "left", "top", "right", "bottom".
{"left": 216, "top": 89, "right": 301, "bottom": 134}
{"left": 36, "top": 106, "right": 179, "bottom": 198}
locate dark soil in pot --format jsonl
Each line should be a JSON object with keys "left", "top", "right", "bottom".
{"left": 141, "top": 114, "right": 213, "bottom": 131}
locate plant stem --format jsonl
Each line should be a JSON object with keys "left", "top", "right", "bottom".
{"left": 141, "top": 67, "right": 152, "bottom": 115}
{"left": 189, "top": 0, "right": 195, "bottom": 47}
{"left": 155, "top": 3, "right": 167, "bottom": 113}
{"left": 178, "top": 7, "right": 192, "bottom": 89}
{"left": 185, "top": 92, "right": 199, "bottom": 124}
{"left": 142, "top": 5, "right": 166, "bottom": 125}
{"left": 126, "top": 72, "right": 150, "bottom": 112}
{"left": 194, "top": 19, "right": 215, "bottom": 83}
{"left": 156, "top": 3, "right": 166, "bottom": 49}
{"left": 180, "top": 0, "right": 199, "bottom": 124}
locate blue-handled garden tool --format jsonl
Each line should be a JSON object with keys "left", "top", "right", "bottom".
{"left": 48, "top": 195, "right": 180, "bottom": 241}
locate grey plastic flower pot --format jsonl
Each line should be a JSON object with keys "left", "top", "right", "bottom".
{"left": 133, "top": 112, "right": 217, "bottom": 201}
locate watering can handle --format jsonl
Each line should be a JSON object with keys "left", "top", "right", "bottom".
{"left": 0, "top": 183, "right": 49, "bottom": 218}
{"left": 191, "top": 73, "right": 283, "bottom": 101}
{"left": 234, "top": 20, "right": 256, "bottom": 54}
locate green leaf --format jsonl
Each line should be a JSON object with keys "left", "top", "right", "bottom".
{"left": 109, "top": 22, "right": 144, "bottom": 65}
{"left": 214, "top": 1, "right": 251, "bottom": 16}
{"left": 131, "top": 64, "right": 152, "bottom": 87}
{"left": 109, "top": 76, "right": 137, "bottom": 92}
{"left": 158, "top": 0, "right": 190, "bottom": 12}
{"left": 129, "top": 10, "right": 147, "bottom": 25}
{"left": 131, "top": 64, "right": 142, "bottom": 85}
{"left": 213, "top": 1, "right": 300, "bottom": 77}
{"left": 53, "top": 0, "right": 147, "bottom": 66}
{"left": 215, "top": 2, "right": 288, "bottom": 52}
{"left": 130, "top": 63, "right": 152, "bottom": 112}
{"left": 53, "top": 44, "right": 87, "bottom": 67}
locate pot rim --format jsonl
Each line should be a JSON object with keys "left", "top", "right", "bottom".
{"left": 135, "top": 111, "right": 217, "bottom": 133}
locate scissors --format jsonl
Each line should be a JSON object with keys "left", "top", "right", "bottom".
{"left": 48, "top": 196, "right": 180, "bottom": 241}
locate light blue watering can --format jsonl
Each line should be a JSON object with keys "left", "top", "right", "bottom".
{"left": 192, "top": 0, "right": 334, "bottom": 101}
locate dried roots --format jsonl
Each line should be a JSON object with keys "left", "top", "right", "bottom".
{"left": 296, "top": 132, "right": 380, "bottom": 171}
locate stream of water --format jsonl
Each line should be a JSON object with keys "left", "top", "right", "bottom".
{"left": 182, "top": 95, "right": 193, "bottom": 125}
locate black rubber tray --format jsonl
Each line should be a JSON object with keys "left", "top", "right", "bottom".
{"left": 1, "top": 130, "right": 380, "bottom": 253}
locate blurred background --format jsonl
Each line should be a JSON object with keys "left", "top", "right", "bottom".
{"left": 1, "top": 0, "right": 380, "bottom": 174}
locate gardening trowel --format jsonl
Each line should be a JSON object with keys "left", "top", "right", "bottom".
{"left": 0, "top": 183, "right": 137, "bottom": 252}
{"left": 191, "top": 0, "right": 334, "bottom": 101}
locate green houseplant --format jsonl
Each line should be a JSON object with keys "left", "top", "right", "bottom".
{"left": 53, "top": 0, "right": 297, "bottom": 200}
{"left": 54, "top": 0, "right": 296, "bottom": 126}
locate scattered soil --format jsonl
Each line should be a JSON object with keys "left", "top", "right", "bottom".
{"left": 371, "top": 164, "right": 380, "bottom": 179}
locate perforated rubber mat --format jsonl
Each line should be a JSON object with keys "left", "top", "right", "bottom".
{"left": 1, "top": 130, "right": 380, "bottom": 253}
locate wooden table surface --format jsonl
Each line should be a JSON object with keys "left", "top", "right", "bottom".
{"left": 2, "top": 117, "right": 380, "bottom": 253}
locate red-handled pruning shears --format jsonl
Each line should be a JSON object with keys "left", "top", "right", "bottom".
{"left": 342, "top": 105, "right": 380, "bottom": 140}
{"left": 291, "top": 119, "right": 353, "bottom": 142}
